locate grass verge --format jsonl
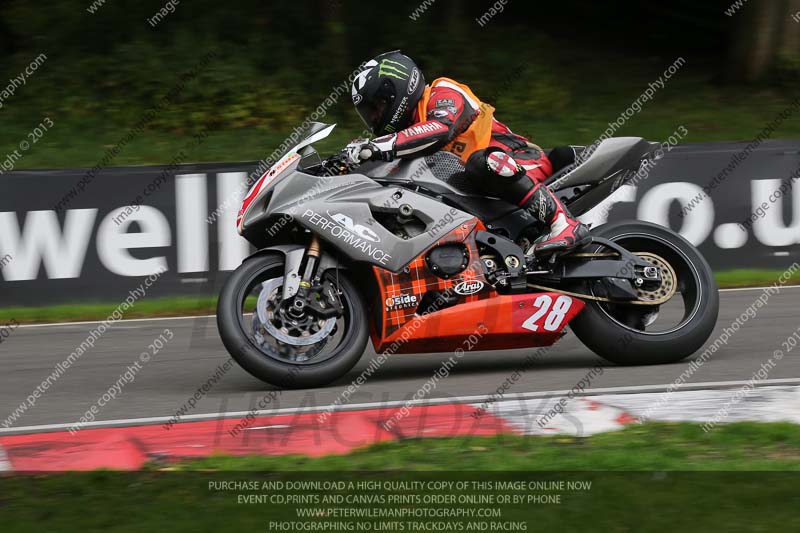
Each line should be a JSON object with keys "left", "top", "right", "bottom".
{"left": 166, "top": 421, "right": 800, "bottom": 471}
{"left": 713, "top": 268, "right": 800, "bottom": 288}
{"left": 2, "top": 423, "right": 800, "bottom": 532}
{"left": 0, "top": 296, "right": 218, "bottom": 324}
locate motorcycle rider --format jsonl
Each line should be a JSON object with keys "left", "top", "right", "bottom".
{"left": 347, "top": 50, "right": 589, "bottom": 257}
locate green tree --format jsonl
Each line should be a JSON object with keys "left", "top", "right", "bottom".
{"left": 726, "top": 0, "right": 800, "bottom": 82}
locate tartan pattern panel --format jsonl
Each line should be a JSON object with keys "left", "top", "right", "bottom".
{"left": 372, "top": 218, "right": 497, "bottom": 339}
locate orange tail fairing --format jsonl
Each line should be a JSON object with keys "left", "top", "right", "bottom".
{"left": 369, "top": 219, "right": 585, "bottom": 354}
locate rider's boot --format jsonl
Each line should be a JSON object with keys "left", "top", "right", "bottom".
{"left": 464, "top": 147, "right": 590, "bottom": 258}
{"left": 520, "top": 182, "right": 590, "bottom": 258}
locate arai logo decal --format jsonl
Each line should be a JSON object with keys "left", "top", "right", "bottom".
{"left": 454, "top": 280, "right": 484, "bottom": 295}
{"left": 407, "top": 68, "right": 420, "bottom": 94}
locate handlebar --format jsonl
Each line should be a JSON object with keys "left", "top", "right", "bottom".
{"left": 315, "top": 150, "right": 355, "bottom": 177}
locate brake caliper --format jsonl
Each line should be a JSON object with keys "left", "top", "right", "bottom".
{"left": 306, "top": 279, "right": 345, "bottom": 319}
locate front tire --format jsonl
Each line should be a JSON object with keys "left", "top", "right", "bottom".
{"left": 217, "top": 253, "right": 369, "bottom": 388}
{"left": 570, "top": 221, "right": 719, "bottom": 365}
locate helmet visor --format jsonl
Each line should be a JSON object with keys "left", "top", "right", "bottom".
{"left": 356, "top": 94, "right": 391, "bottom": 134}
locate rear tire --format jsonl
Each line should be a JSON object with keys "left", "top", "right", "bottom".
{"left": 217, "top": 253, "right": 369, "bottom": 388}
{"left": 570, "top": 221, "right": 719, "bottom": 365}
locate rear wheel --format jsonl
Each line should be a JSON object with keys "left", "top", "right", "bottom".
{"left": 570, "top": 221, "right": 719, "bottom": 365}
{"left": 217, "top": 253, "right": 369, "bottom": 388}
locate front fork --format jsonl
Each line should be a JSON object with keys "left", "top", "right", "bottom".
{"left": 291, "top": 234, "right": 320, "bottom": 306}
{"left": 288, "top": 235, "right": 343, "bottom": 319}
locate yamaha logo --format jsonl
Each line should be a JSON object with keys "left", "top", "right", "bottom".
{"left": 407, "top": 68, "right": 420, "bottom": 94}
{"left": 352, "top": 93, "right": 362, "bottom": 105}
{"left": 454, "top": 280, "right": 484, "bottom": 295}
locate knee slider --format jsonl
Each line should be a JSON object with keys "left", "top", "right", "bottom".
{"left": 466, "top": 147, "right": 530, "bottom": 201}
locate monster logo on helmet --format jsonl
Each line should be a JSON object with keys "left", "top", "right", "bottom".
{"left": 351, "top": 50, "right": 426, "bottom": 136}
{"left": 377, "top": 58, "right": 409, "bottom": 81}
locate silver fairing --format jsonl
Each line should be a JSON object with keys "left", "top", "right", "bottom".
{"left": 254, "top": 168, "right": 474, "bottom": 272}
{"left": 551, "top": 137, "right": 652, "bottom": 189}
{"left": 361, "top": 155, "right": 471, "bottom": 196}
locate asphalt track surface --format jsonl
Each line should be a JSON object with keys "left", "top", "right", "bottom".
{"left": 2, "top": 286, "right": 799, "bottom": 432}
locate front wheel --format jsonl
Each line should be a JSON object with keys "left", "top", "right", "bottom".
{"left": 570, "top": 221, "right": 719, "bottom": 365}
{"left": 217, "top": 253, "right": 369, "bottom": 388}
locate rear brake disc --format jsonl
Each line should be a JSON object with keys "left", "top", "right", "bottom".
{"left": 632, "top": 252, "right": 677, "bottom": 304}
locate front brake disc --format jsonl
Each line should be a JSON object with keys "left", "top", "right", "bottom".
{"left": 256, "top": 277, "right": 336, "bottom": 346}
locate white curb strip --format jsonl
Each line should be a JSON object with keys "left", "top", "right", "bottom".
{"left": 484, "top": 385, "right": 800, "bottom": 437}
{"left": 0, "top": 444, "right": 12, "bottom": 472}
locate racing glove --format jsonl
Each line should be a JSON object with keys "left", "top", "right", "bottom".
{"left": 344, "top": 135, "right": 397, "bottom": 165}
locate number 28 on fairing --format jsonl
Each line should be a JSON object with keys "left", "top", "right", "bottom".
{"left": 521, "top": 295, "right": 574, "bottom": 332}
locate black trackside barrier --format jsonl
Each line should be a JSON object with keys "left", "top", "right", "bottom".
{"left": 0, "top": 140, "right": 798, "bottom": 307}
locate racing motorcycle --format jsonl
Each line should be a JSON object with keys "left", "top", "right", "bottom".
{"left": 218, "top": 122, "right": 719, "bottom": 388}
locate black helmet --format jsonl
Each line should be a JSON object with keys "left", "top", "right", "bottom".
{"left": 351, "top": 50, "right": 425, "bottom": 136}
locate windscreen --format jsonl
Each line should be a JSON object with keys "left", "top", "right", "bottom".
{"left": 270, "top": 121, "right": 333, "bottom": 163}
